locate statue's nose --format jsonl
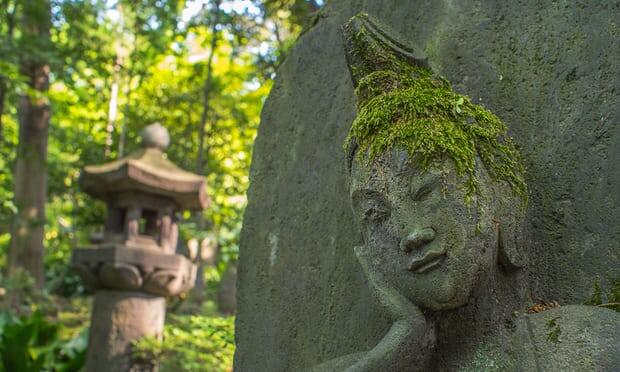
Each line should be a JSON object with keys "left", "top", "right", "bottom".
{"left": 400, "top": 228, "right": 436, "bottom": 252}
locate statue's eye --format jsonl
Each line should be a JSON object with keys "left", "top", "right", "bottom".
{"left": 352, "top": 190, "right": 391, "bottom": 224}
{"left": 359, "top": 199, "right": 390, "bottom": 223}
{"left": 363, "top": 204, "right": 389, "bottom": 222}
{"left": 412, "top": 176, "right": 440, "bottom": 201}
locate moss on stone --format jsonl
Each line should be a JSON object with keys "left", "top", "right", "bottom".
{"left": 585, "top": 277, "right": 620, "bottom": 312}
{"left": 546, "top": 317, "right": 562, "bottom": 343}
{"left": 344, "top": 13, "right": 527, "bottom": 202}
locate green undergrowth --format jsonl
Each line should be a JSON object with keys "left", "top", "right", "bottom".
{"left": 344, "top": 14, "right": 527, "bottom": 202}
{"left": 133, "top": 313, "right": 234, "bottom": 372}
{"left": 0, "top": 308, "right": 88, "bottom": 372}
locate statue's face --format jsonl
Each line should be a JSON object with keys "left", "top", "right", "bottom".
{"left": 350, "top": 149, "right": 501, "bottom": 311}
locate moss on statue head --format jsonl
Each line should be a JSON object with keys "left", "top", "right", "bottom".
{"left": 343, "top": 23, "right": 527, "bottom": 203}
{"left": 343, "top": 13, "right": 527, "bottom": 203}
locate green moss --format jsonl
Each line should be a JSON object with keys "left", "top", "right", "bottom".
{"left": 546, "top": 317, "right": 562, "bottom": 343}
{"left": 344, "top": 14, "right": 527, "bottom": 202}
{"left": 585, "top": 278, "right": 603, "bottom": 306}
{"left": 607, "top": 278, "right": 620, "bottom": 308}
{"left": 585, "top": 277, "right": 620, "bottom": 312}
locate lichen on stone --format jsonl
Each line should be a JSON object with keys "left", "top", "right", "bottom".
{"left": 344, "top": 13, "right": 527, "bottom": 202}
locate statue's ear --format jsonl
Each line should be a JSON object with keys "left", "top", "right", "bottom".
{"left": 497, "top": 220, "right": 526, "bottom": 272}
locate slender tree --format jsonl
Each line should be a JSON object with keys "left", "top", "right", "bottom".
{"left": 117, "top": 3, "right": 140, "bottom": 158}
{"left": 116, "top": 0, "right": 183, "bottom": 157}
{"left": 0, "top": 0, "right": 19, "bottom": 144}
{"left": 197, "top": 0, "right": 222, "bottom": 174}
{"left": 9, "top": 0, "right": 52, "bottom": 288}
{"left": 192, "top": 0, "right": 223, "bottom": 297}
{"left": 104, "top": 54, "right": 122, "bottom": 158}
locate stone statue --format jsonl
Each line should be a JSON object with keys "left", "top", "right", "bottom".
{"left": 312, "top": 13, "right": 619, "bottom": 371}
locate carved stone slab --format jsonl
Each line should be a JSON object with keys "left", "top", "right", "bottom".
{"left": 72, "top": 245, "right": 196, "bottom": 297}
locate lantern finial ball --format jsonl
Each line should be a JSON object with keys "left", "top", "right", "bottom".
{"left": 141, "top": 123, "right": 170, "bottom": 151}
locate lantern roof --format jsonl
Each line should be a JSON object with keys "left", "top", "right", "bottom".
{"left": 81, "top": 124, "right": 207, "bottom": 210}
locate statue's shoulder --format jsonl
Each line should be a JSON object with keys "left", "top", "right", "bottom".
{"left": 512, "top": 305, "right": 619, "bottom": 371}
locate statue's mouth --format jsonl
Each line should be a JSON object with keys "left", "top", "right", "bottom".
{"left": 408, "top": 249, "right": 446, "bottom": 273}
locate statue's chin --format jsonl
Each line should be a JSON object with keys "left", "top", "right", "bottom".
{"left": 420, "top": 300, "right": 465, "bottom": 312}
{"left": 411, "top": 282, "right": 471, "bottom": 312}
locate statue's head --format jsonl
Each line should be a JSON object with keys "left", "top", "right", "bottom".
{"left": 343, "top": 14, "right": 528, "bottom": 311}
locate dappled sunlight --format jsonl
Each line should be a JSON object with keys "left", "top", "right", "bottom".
{"left": 0, "top": 0, "right": 323, "bottom": 371}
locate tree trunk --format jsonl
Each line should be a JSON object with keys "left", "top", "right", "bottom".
{"left": 117, "top": 73, "right": 142, "bottom": 158}
{"left": 0, "top": 81, "right": 5, "bottom": 144}
{"left": 193, "top": 0, "right": 222, "bottom": 297}
{"left": 9, "top": 0, "right": 51, "bottom": 289}
{"left": 104, "top": 55, "right": 122, "bottom": 158}
{"left": 117, "top": 10, "right": 141, "bottom": 158}
{"left": 0, "top": 0, "right": 18, "bottom": 144}
{"left": 196, "top": 0, "right": 221, "bottom": 174}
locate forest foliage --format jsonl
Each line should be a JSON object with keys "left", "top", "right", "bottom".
{"left": 0, "top": 0, "right": 320, "bottom": 291}
{"left": 0, "top": 0, "right": 323, "bottom": 370}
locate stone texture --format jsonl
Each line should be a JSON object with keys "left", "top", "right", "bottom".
{"left": 72, "top": 245, "right": 196, "bottom": 296}
{"left": 512, "top": 305, "right": 620, "bottom": 371}
{"left": 85, "top": 291, "right": 165, "bottom": 372}
{"left": 81, "top": 146, "right": 207, "bottom": 210}
{"left": 141, "top": 122, "right": 170, "bottom": 151}
{"left": 235, "top": 1, "right": 620, "bottom": 371}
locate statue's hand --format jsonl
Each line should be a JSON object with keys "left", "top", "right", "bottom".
{"left": 310, "top": 246, "right": 436, "bottom": 372}
{"left": 354, "top": 245, "right": 424, "bottom": 322}
{"left": 350, "top": 245, "right": 436, "bottom": 371}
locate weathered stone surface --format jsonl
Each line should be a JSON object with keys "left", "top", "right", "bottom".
{"left": 72, "top": 245, "right": 196, "bottom": 296}
{"left": 512, "top": 305, "right": 620, "bottom": 371}
{"left": 85, "top": 291, "right": 165, "bottom": 372}
{"left": 235, "top": 1, "right": 620, "bottom": 371}
{"left": 141, "top": 122, "right": 170, "bottom": 151}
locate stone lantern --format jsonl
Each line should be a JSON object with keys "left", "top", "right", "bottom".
{"left": 72, "top": 123, "right": 207, "bottom": 371}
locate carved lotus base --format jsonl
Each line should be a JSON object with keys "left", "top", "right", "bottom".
{"left": 72, "top": 244, "right": 196, "bottom": 297}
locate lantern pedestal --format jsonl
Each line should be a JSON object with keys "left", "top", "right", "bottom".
{"left": 86, "top": 291, "right": 165, "bottom": 372}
